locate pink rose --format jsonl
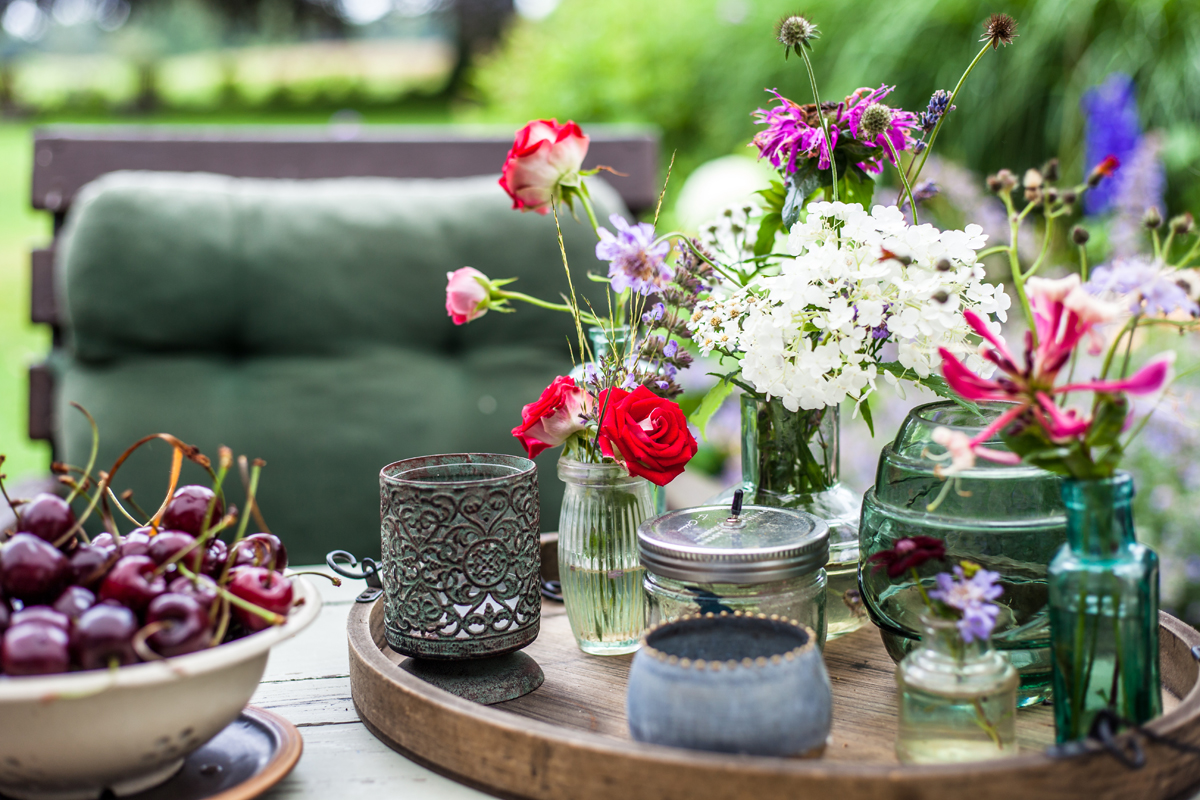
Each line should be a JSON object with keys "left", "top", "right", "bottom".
{"left": 499, "top": 119, "right": 590, "bottom": 215}
{"left": 512, "top": 376, "right": 594, "bottom": 458}
{"left": 445, "top": 267, "right": 490, "bottom": 325}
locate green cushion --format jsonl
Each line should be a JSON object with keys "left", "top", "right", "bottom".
{"left": 55, "top": 171, "right": 625, "bottom": 564}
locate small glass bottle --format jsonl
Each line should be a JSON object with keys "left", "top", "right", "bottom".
{"left": 895, "top": 615, "right": 1019, "bottom": 764}
{"left": 639, "top": 493, "right": 830, "bottom": 646}
{"left": 558, "top": 457, "right": 654, "bottom": 656}
{"left": 1048, "top": 472, "right": 1160, "bottom": 743}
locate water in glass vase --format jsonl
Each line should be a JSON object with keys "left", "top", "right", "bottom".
{"left": 560, "top": 565, "right": 647, "bottom": 655}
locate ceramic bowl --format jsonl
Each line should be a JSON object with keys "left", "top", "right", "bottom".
{"left": 0, "top": 576, "right": 321, "bottom": 800}
{"left": 626, "top": 611, "right": 832, "bottom": 757}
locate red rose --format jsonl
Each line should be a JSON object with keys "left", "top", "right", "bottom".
{"left": 867, "top": 536, "right": 947, "bottom": 579}
{"left": 512, "top": 376, "right": 593, "bottom": 459}
{"left": 499, "top": 119, "right": 590, "bottom": 215}
{"left": 596, "top": 386, "right": 698, "bottom": 486}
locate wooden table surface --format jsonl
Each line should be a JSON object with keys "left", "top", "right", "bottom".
{"left": 253, "top": 565, "right": 491, "bottom": 800}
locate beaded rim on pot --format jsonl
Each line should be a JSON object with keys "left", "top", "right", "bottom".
{"left": 639, "top": 611, "right": 818, "bottom": 671}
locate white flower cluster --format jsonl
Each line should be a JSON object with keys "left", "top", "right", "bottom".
{"left": 690, "top": 202, "right": 1011, "bottom": 411}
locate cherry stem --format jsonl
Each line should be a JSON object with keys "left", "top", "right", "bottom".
{"left": 120, "top": 491, "right": 152, "bottom": 524}
{"left": 53, "top": 475, "right": 109, "bottom": 548}
{"left": 152, "top": 513, "right": 236, "bottom": 578}
{"left": 178, "top": 563, "right": 286, "bottom": 627}
{"left": 287, "top": 570, "right": 342, "bottom": 586}
{"left": 223, "top": 462, "right": 263, "bottom": 585}
{"left": 64, "top": 403, "right": 99, "bottom": 506}
{"left": 201, "top": 449, "right": 232, "bottom": 538}
{"left": 210, "top": 597, "right": 232, "bottom": 646}
{"left": 132, "top": 621, "right": 172, "bottom": 661}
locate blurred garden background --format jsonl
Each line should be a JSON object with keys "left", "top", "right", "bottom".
{"left": 3, "top": 0, "right": 1200, "bottom": 611}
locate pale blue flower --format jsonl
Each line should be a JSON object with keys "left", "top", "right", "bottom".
{"left": 595, "top": 214, "right": 673, "bottom": 296}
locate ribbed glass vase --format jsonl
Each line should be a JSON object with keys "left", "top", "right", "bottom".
{"left": 557, "top": 457, "right": 654, "bottom": 655}
{"left": 1049, "top": 472, "right": 1160, "bottom": 743}
{"left": 738, "top": 395, "right": 865, "bottom": 640}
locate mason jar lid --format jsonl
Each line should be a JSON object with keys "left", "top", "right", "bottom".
{"left": 637, "top": 491, "right": 829, "bottom": 584}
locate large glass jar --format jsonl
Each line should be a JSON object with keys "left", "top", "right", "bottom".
{"left": 638, "top": 497, "right": 830, "bottom": 647}
{"left": 737, "top": 395, "right": 865, "bottom": 640}
{"left": 896, "top": 616, "right": 1019, "bottom": 764}
{"left": 859, "top": 400, "right": 1066, "bottom": 706}
{"left": 1049, "top": 473, "right": 1160, "bottom": 743}
{"left": 557, "top": 457, "right": 654, "bottom": 656}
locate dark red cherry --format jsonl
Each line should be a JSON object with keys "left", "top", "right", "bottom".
{"left": 146, "top": 593, "right": 212, "bottom": 657}
{"left": 228, "top": 568, "right": 293, "bottom": 632}
{"left": 3, "top": 623, "right": 70, "bottom": 675}
{"left": 12, "top": 606, "right": 69, "bottom": 631}
{"left": 1, "top": 533, "right": 71, "bottom": 604}
{"left": 118, "top": 528, "right": 153, "bottom": 558}
{"left": 146, "top": 531, "right": 197, "bottom": 566}
{"left": 202, "top": 538, "right": 229, "bottom": 578}
{"left": 71, "top": 604, "right": 138, "bottom": 670}
{"left": 69, "top": 545, "right": 115, "bottom": 591}
{"left": 0, "top": 599, "right": 9, "bottom": 634}
{"left": 52, "top": 586, "right": 96, "bottom": 621}
{"left": 98, "top": 556, "right": 166, "bottom": 614}
{"left": 232, "top": 533, "right": 288, "bottom": 571}
{"left": 18, "top": 493, "right": 75, "bottom": 544}
{"left": 90, "top": 533, "right": 117, "bottom": 552}
{"left": 167, "top": 575, "right": 219, "bottom": 616}
{"left": 161, "top": 486, "right": 223, "bottom": 536}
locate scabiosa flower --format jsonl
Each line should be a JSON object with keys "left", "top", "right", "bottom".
{"left": 858, "top": 103, "right": 894, "bottom": 140}
{"left": 868, "top": 536, "right": 946, "bottom": 578}
{"left": 981, "top": 13, "right": 1018, "bottom": 50}
{"left": 929, "top": 563, "right": 1003, "bottom": 643}
{"left": 595, "top": 214, "right": 672, "bottom": 295}
{"left": 776, "top": 14, "right": 819, "bottom": 55}
{"left": 1086, "top": 258, "right": 1200, "bottom": 317}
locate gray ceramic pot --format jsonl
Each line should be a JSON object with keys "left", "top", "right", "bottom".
{"left": 626, "top": 612, "right": 832, "bottom": 757}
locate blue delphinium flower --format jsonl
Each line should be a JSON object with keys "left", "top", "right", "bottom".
{"left": 1086, "top": 257, "right": 1199, "bottom": 317}
{"left": 929, "top": 564, "right": 1003, "bottom": 643}
{"left": 919, "top": 89, "right": 955, "bottom": 133}
{"left": 595, "top": 214, "right": 673, "bottom": 295}
{"left": 1082, "top": 73, "right": 1142, "bottom": 216}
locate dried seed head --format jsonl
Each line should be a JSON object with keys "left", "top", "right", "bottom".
{"left": 932, "top": 290, "right": 950, "bottom": 304}
{"left": 858, "top": 103, "right": 894, "bottom": 140}
{"left": 1062, "top": 189, "right": 1078, "bottom": 205}
{"left": 777, "top": 15, "right": 819, "bottom": 50}
{"left": 1042, "top": 158, "right": 1060, "bottom": 182}
{"left": 986, "top": 174, "right": 1003, "bottom": 193}
{"left": 936, "top": 258, "right": 952, "bottom": 272}
{"left": 988, "top": 169, "right": 1017, "bottom": 195}
{"left": 1023, "top": 169, "right": 1043, "bottom": 190}
{"left": 1045, "top": 187, "right": 1059, "bottom": 203}
{"left": 1143, "top": 206, "right": 1163, "bottom": 230}
{"left": 981, "top": 13, "right": 1018, "bottom": 50}
{"left": 1170, "top": 212, "right": 1195, "bottom": 236}
{"left": 1071, "top": 226, "right": 1090, "bottom": 246}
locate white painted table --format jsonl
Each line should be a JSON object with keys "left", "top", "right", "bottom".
{"left": 252, "top": 566, "right": 491, "bottom": 800}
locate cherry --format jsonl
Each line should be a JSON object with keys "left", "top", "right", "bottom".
{"left": 161, "top": 486, "right": 223, "bottom": 536}
{"left": 146, "top": 593, "right": 212, "bottom": 657}
{"left": 1, "top": 533, "right": 71, "bottom": 604}
{"left": 146, "top": 531, "right": 196, "bottom": 566}
{"left": 90, "top": 533, "right": 117, "bottom": 552}
{"left": 3, "top": 623, "right": 70, "bottom": 675}
{"left": 232, "top": 533, "right": 288, "bottom": 571}
{"left": 228, "top": 568, "right": 293, "bottom": 632}
{"left": 69, "top": 544, "right": 115, "bottom": 590}
{"left": 98, "top": 556, "right": 166, "bottom": 614}
{"left": 52, "top": 586, "right": 96, "bottom": 621}
{"left": 202, "top": 538, "right": 229, "bottom": 578}
{"left": 12, "top": 606, "right": 69, "bottom": 631}
{"left": 167, "top": 574, "right": 219, "bottom": 616}
{"left": 71, "top": 604, "right": 138, "bottom": 670}
{"left": 18, "top": 493, "right": 76, "bottom": 544}
{"left": 0, "top": 598, "right": 10, "bottom": 634}
{"left": 118, "top": 528, "right": 154, "bottom": 558}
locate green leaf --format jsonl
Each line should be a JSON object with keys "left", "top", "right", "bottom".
{"left": 688, "top": 378, "right": 736, "bottom": 440}
{"left": 783, "top": 163, "right": 820, "bottom": 229}
{"left": 876, "top": 361, "right": 983, "bottom": 417}
{"left": 754, "top": 211, "right": 782, "bottom": 257}
{"left": 859, "top": 396, "right": 875, "bottom": 437}
{"left": 841, "top": 169, "right": 876, "bottom": 209}
{"left": 755, "top": 180, "right": 787, "bottom": 211}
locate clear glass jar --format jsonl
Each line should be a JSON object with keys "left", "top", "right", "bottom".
{"left": 557, "top": 457, "right": 653, "bottom": 656}
{"left": 638, "top": 497, "right": 830, "bottom": 647}
{"left": 1049, "top": 472, "right": 1160, "bottom": 743}
{"left": 738, "top": 395, "right": 865, "bottom": 640}
{"left": 896, "top": 616, "right": 1019, "bottom": 764}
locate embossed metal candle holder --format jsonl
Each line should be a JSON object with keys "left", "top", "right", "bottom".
{"left": 379, "top": 453, "right": 544, "bottom": 704}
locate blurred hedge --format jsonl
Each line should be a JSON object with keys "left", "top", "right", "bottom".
{"left": 472, "top": 0, "right": 1200, "bottom": 211}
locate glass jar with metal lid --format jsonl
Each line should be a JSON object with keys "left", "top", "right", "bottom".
{"left": 637, "top": 491, "right": 830, "bottom": 647}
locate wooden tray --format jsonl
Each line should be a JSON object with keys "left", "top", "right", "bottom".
{"left": 348, "top": 598, "right": 1200, "bottom": 800}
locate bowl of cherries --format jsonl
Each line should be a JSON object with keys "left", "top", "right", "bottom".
{"left": 0, "top": 429, "right": 322, "bottom": 800}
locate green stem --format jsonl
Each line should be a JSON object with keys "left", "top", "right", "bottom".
{"left": 1161, "top": 230, "right": 1176, "bottom": 264}
{"left": 908, "top": 40, "right": 992, "bottom": 189}
{"left": 1119, "top": 314, "right": 1140, "bottom": 379}
{"left": 1078, "top": 244, "right": 1089, "bottom": 283}
{"left": 498, "top": 290, "right": 603, "bottom": 325}
{"left": 1025, "top": 213, "right": 1055, "bottom": 279}
{"left": 911, "top": 566, "right": 933, "bottom": 610}
{"left": 1173, "top": 237, "right": 1200, "bottom": 269}
{"left": 65, "top": 403, "right": 99, "bottom": 506}
{"left": 977, "top": 245, "right": 1009, "bottom": 259}
{"left": 1001, "top": 192, "right": 1037, "bottom": 342}
{"left": 178, "top": 563, "right": 286, "bottom": 626}
{"left": 1100, "top": 316, "right": 1138, "bottom": 381}
{"left": 798, "top": 47, "right": 837, "bottom": 202}
{"left": 885, "top": 138, "right": 918, "bottom": 226}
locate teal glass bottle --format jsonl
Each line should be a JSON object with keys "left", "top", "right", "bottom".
{"left": 1048, "top": 472, "right": 1160, "bottom": 743}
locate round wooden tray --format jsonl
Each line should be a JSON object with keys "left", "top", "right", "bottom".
{"left": 348, "top": 597, "right": 1200, "bottom": 800}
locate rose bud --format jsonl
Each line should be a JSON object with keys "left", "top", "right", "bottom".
{"left": 498, "top": 119, "right": 590, "bottom": 215}
{"left": 512, "top": 376, "right": 594, "bottom": 459}
{"left": 445, "top": 267, "right": 493, "bottom": 326}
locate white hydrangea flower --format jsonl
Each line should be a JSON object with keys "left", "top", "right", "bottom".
{"left": 689, "top": 202, "right": 1012, "bottom": 411}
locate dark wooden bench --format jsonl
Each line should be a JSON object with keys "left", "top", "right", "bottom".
{"left": 27, "top": 125, "right": 660, "bottom": 451}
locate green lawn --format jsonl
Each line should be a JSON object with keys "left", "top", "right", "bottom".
{"left": 0, "top": 103, "right": 454, "bottom": 485}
